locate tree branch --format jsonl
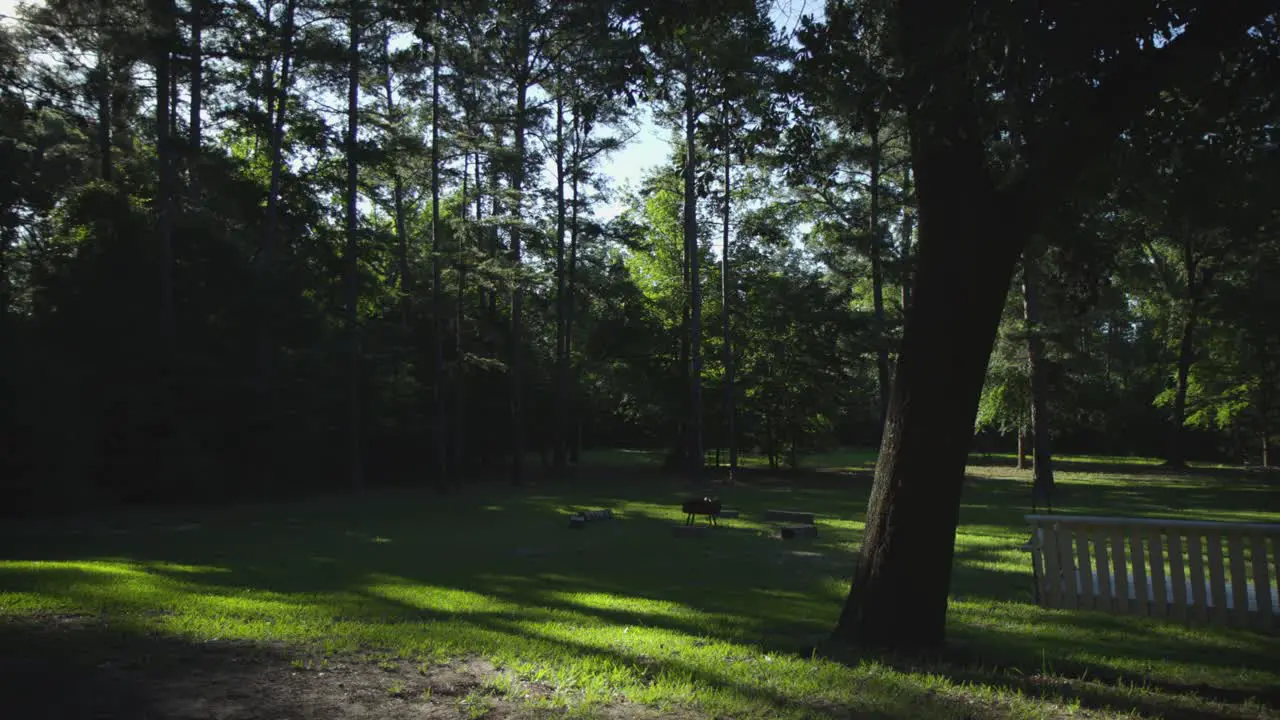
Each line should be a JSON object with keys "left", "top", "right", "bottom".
{"left": 1014, "top": 0, "right": 1274, "bottom": 218}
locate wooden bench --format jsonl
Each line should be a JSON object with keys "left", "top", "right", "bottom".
{"left": 1024, "top": 514, "right": 1280, "bottom": 633}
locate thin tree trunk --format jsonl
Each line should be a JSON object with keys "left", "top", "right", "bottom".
{"left": 457, "top": 150, "right": 482, "bottom": 479}
{"left": 256, "top": 0, "right": 294, "bottom": 488}
{"left": 1017, "top": 430, "right": 1029, "bottom": 469}
{"left": 833, "top": 115, "right": 1028, "bottom": 650}
{"left": 188, "top": 0, "right": 203, "bottom": 154}
{"left": 382, "top": 29, "right": 410, "bottom": 326}
{"left": 1022, "top": 248, "right": 1054, "bottom": 510}
{"left": 553, "top": 92, "right": 568, "bottom": 471}
{"left": 96, "top": 0, "right": 112, "bottom": 182}
{"left": 170, "top": 68, "right": 179, "bottom": 143}
{"left": 0, "top": 227, "right": 10, "bottom": 315}
{"left": 676, "top": 138, "right": 691, "bottom": 471}
{"left": 487, "top": 145, "right": 500, "bottom": 317}
{"left": 1168, "top": 238, "right": 1200, "bottom": 470}
{"left": 509, "top": 60, "right": 529, "bottom": 484}
{"left": 1261, "top": 390, "right": 1272, "bottom": 469}
{"left": 1261, "top": 343, "right": 1273, "bottom": 469}
{"left": 567, "top": 110, "right": 586, "bottom": 465}
{"left": 97, "top": 66, "right": 112, "bottom": 181}
{"left": 676, "top": 257, "right": 690, "bottom": 466}
{"left": 430, "top": 11, "right": 446, "bottom": 486}
{"left": 263, "top": 0, "right": 294, "bottom": 251}
{"left": 683, "top": 66, "right": 703, "bottom": 478}
{"left": 899, "top": 146, "right": 914, "bottom": 314}
{"left": 869, "top": 120, "right": 890, "bottom": 439}
{"left": 721, "top": 140, "right": 736, "bottom": 480}
{"left": 153, "top": 0, "right": 177, "bottom": 355}
{"left": 344, "top": 0, "right": 363, "bottom": 492}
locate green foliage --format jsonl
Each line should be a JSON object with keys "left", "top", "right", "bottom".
{"left": 2, "top": 0, "right": 1278, "bottom": 519}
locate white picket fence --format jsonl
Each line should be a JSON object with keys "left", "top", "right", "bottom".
{"left": 1024, "top": 514, "right": 1280, "bottom": 632}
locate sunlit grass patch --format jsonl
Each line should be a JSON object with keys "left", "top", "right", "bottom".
{"left": 2, "top": 452, "right": 1278, "bottom": 718}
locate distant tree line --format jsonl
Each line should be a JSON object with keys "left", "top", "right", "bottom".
{"left": 1, "top": 0, "right": 1276, "bottom": 526}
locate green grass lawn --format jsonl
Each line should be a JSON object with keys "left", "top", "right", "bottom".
{"left": 2, "top": 453, "right": 1278, "bottom": 719}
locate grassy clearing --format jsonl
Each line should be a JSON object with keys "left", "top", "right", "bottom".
{"left": 2, "top": 454, "right": 1278, "bottom": 719}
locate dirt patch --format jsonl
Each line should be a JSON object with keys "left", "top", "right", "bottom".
{"left": 0, "top": 616, "right": 680, "bottom": 719}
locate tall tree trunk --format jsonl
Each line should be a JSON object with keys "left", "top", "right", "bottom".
{"left": 153, "top": 0, "right": 177, "bottom": 355}
{"left": 344, "top": 0, "right": 363, "bottom": 492}
{"left": 509, "top": 63, "right": 529, "bottom": 484}
{"left": 255, "top": 0, "right": 294, "bottom": 494}
{"left": 683, "top": 66, "right": 703, "bottom": 478}
{"left": 0, "top": 228, "right": 10, "bottom": 315}
{"left": 1167, "top": 237, "right": 1200, "bottom": 470}
{"left": 382, "top": 29, "right": 410, "bottom": 326}
{"left": 188, "top": 0, "right": 203, "bottom": 154}
{"left": 1022, "top": 247, "right": 1054, "bottom": 511}
{"left": 459, "top": 150, "right": 482, "bottom": 476}
{"left": 1261, "top": 341, "right": 1273, "bottom": 469}
{"left": 430, "top": 12, "right": 446, "bottom": 487}
{"left": 869, "top": 119, "right": 890, "bottom": 439}
{"left": 721, "top": 141, "right": 736, "bottom": 480}
{"left": 486, "top": 141, "right": 500, "bottom": 317}
{"left": 566, "top": 111, "right": 586, "bottom": 465}
{"left": 832, "top": 109, "right": 1027, "bottom": 650}
{"left": 454, "top": 151, "right": 475, "bottom": 479}
{"left": 1260, "top": 380, "right": 1272, "bottom": 469}
{"left": 263, "top": 0, "right": 294, "bottom": 257}
{"left": 96, "top": 0, "right": 112, "bottom": 182}
{"left": 170, "top": 68, "right": 179, "bottom": 142}
{"left": 1168, "top": 306, "right": 1196, "bottom": 469}
{"left": 553, "top": 92, "right": 568, "bottom": 472}
{"left": 899, "top": 146, "right": 914, "bottom": 314}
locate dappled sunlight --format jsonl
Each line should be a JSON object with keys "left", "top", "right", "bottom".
{"left": 2, "top": 465, "right": 1279, "bottom": 718}
{"left": 547, "top": 591, "right": 697, "bottom": 620}
{"left": 362, "top": 574, "right": 517, "bottom": 616}
{"left": 948, "top": 599, "right": 1280, "bottom": 691}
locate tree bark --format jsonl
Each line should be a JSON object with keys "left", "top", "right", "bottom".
{"left": 1261, "top": 346, "right": 1273, "bottom": 469}
{"left": 1022, "top": 247, "right": 1054, "bottom": 511}
{"left": 721, "top": 138, "right": 736, "bottom": 480}
{"left": 382, "top": 29, "right": 410, "bottom": 325}
{"left": 1167, "top": 236, "right": 1200, "bottom": 470}
{"left": 456, "top": 150, "right": 482, "bottom": 479}
{"left": 344, "top": 0, "right": 363, "bottom": 492}
{"left": 263, "top": 0, "right": 294, "bottom": 264}
{"left": 830, "top": 0, "right": 1271, "bottom": 653}
{"left": 899, "top": 139, "right": 914, "bottom": 314}
{"left": 96, "top": 0, "right": 112, "bottom": 182}
{"left": 566, "top": 109, "right": 586, "bottom": 466}
{"left": 1017, "top": 430, "right": 1028, "bottom": 469}
{"left": 188, "top": 0, "right": 203, "bottom": 154}
{"left": 509, "top": 58, "right": 529, "bottom": 484}
{"left": 832, "top": 113, "right": 1027, "bottom": 650}
{"left": 170, "top": 67, "right": 179, "bottom": 143}
{"left": 683, "top": 66, "right": 703, "bottom": 478}
{"left": 869, "top": 119, "right": 890, "bottom": 439}
{"left": 430, "top": 9, "right": 447, "bottom": 487}
{"left": 254, "top": 0, "right": 295, "bottom": 497}
{"left": 152, "top": 0, "right": 177, "bottom": 356}
{"left": 553, "top": 91, "right": 569, "bottom": 471}
{"left": 427, "top": 15, "right": 448, "bottom": 486}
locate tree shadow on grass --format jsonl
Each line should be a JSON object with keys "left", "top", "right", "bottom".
{"left": 966, "top": 455, "right": 1280, "bottom": 485}
{"left": 818, "top": 640, "right": 1278, "bottom": 720}
{"left": 5, "top": 478, "right": 1280, "bottom": 719}
{"left": 0, "top": 615, "right": 328, "bottom": 720}
{"left": 0, "top": 603, "right": 983, "bottom": 720}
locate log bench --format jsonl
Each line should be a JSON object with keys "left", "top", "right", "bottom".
{"left": 1024, "top": 514, "right": 1280, "bottom": 633}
